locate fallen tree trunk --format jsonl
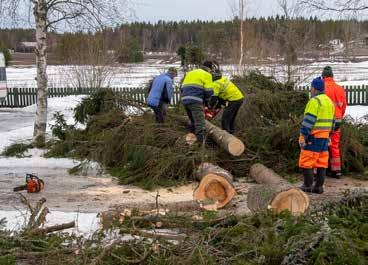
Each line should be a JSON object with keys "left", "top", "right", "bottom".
{"left": 205, "top": 120, "right": 245, "bottom": 156}
{"left": 193, "top": 163, "right": 237, "bottom": 210}
{"left": 248, "top": 163, "right": 309, "bottom": 215}
{"left": 184, "top": 120, "right": 245, "bottom": 156}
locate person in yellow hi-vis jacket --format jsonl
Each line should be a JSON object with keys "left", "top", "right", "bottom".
{"left": 299, "top": 77, "right": 335, "bottom": 194}
{"left": 209, "top": 69, "right": 244, "bottom": 134}
{"left": 181, "top": 61, "right": 217, "bottom": 143}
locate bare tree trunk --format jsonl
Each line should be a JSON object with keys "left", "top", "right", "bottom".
{"left": 33, "top": 0, "right": 48, "bottom": 147}
{"left": 287, "top": 58, "right": 292, "bottom": 83}
{"left": 238, "top": 0, "right": 245, "bottom": 69}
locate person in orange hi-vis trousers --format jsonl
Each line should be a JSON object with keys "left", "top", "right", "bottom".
{"left": 322, "top": 66, "right": 347, "bottom": 178}
{"left": 299, "top": 77, "right": 335, "bottom": 194}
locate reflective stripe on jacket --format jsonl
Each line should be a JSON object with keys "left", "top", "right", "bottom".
{"left": 324, "top": 77, "right": 347, "bottom": 123}
{"left": 213, "top": 77, "right": 244, "bottom": 101}
{"left": 181, "top": 69, "right": 214, "bottom": 105}
{"left": 300, "top": 93, "right": 335, "bottom": 140}
{"left": 147, "top": 73, "right": 174, "bottom": 107}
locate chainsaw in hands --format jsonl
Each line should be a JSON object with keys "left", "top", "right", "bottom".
{"left": 13, "top": 174, "right": 45, "bottom": 193}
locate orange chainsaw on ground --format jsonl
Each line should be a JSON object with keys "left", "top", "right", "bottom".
{"left": 13, "top": 174, "right": 45, "bottom": 193}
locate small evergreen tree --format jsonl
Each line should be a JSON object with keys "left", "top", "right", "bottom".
{"left": 0, "top": 41, "right": 11, "bottom": 66}
{"left": 177, "top": 45, "right": 186, "bottom": 66}
{"left": 116, "top": 38, "right": 144, "bottom": 63}
{"left": 177, "top": 44, "right": 205, "bottom": 70}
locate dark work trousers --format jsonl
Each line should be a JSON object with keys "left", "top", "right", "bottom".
{"left": 184, "top": 103, "right": 205, "bottom": 142}
{"left": 150, "top": 102, "right": 168, "bottom": 124}
{"left": 221, "top": 100, "right": 243, "bottom": 134}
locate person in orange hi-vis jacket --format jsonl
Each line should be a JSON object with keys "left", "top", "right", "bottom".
{"left": 322, "top": 66, "right": 347, "bottom": 178}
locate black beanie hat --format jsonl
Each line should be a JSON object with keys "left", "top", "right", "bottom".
{"left": 202, "top": 60, "right": 215, "bottom": 70}
{"left": 322, "top": 66, "right": 333, "bottom": 78}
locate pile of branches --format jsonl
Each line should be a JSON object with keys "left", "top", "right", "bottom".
{"left": 0, "top": 196, "right": 77, "bottom": 264}
{"left": 45, "top": 72, "right": 368, "bottom": 189}
{"left": 46, "top": 89, "right": 218, "bottom": 189}
{"left": 2, "top": 192, "right": 368, "bottom": 264}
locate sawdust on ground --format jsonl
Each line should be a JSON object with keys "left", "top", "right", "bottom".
{"left": 1, "top": 170, "right": 367, "bottom": 214}
{"left": 0, "top": 171, "right": 197, "bottom": 213}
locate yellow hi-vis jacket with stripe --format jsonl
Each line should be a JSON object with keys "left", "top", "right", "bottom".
{"left": 181, "top": 69, "right": 214, "bottom": 105}
{"left": 300, "top": 93, "right": 335, "bottom": 139}
{"left": 212, "top": 77, "right": 244, "bottom": 101}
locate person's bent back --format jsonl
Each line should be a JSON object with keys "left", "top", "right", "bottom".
{"left": 181, "top": 61, "right": 216, "bottom": 143}
{"left": 181, "top": 68, "right": 214, "bottom": 105}
{"left": 147, "top": 67, "right": 177, "bottom": 123}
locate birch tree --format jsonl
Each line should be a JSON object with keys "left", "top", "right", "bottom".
{"left": 0, "top": 0, "right": 132, "bottom": 146}
{"left": 238, "top": 0, "right": 245, "bottom": 69}
{"left": 228, "top": 0, "right": 246, "bottom": 70}
{"left": 275, "top": 0, "right": 315, "bottom": 84}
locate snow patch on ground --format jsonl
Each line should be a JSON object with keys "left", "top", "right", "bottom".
{"left": 346, "top": 105, "right": 368, "bottom": 123}
{"left": 0, "top": 95, "right": 85, "bottom": 152}
{"left": 0, "top": 96, "right": 87, "bottom": 174}
{"left": 0, "top": 156, "right": 78, "bottom": 169}
{"left": 0, "top": 209, "right": 100, "bottom": 237}
{"left": 0, "top": 126, "right": 34, "bottom": 153}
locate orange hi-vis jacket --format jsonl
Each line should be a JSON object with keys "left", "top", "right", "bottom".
{"left": 324, "top": 77, "right": 347, "bottom": 123}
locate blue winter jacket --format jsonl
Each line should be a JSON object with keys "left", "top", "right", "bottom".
{"left": 147, "top": 73, "right": 174, "bottom": 107}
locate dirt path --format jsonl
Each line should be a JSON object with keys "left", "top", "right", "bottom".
{"left": 0, "top": 168, "right": 197, "bottom": 213}
{"left": 0, "top": 164, "right": 367, "bottom": 214}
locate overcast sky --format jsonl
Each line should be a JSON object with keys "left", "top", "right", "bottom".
{"left": 134, "top": 0, "right": 285, "bottom": 22}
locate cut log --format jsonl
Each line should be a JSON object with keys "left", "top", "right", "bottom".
{"left": 249, "top": 163, "right": 290, "bottom": 185}
{"left": 248, "top": 163, "right": 310, "bottom": 215}
{"left": 193, "top": 163, "right": 237, "bottom": 210}
{"left": 185, "top": 133, "right": 197, "bottom": 145}
{"left": 181, "top": 116, "right": 244, "bottom": 156}
{"left": 205, "top": 120, "right": 245, "bottom": 156}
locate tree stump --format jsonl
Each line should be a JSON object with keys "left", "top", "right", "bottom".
{"left": 193, "top": 163, "right": 237, "bottom": 210}
{"left": 247, "top": 163, "right": 310, "bottom": 215}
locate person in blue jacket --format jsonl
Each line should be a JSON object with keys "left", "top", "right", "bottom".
{"left": 147, "top": 67, "right": 178, "bottom": 123}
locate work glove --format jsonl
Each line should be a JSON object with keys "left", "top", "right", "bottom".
{"left": 299, "top": 135, "right": 306, "bottom": 149}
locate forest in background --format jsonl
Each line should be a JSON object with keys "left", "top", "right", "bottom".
{"left": 1, "top": 17, "right": 368, "bottom": 64}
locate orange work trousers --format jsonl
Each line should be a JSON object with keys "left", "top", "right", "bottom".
{"left": 329, "top": 129, "right": 341, "bottom": 171}
{"left": 299, "top": 150, "right": 329, "bottom": 169}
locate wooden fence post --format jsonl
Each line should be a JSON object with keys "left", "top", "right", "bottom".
{"left": 13, "top": 87, "right": 19, "bottom": 108}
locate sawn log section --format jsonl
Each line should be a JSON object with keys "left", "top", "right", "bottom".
{"left": 247, "top": 163, "right": 310, "bottom": 215}
{"left": 193, "top": 163, "right": 237, "bottom": 210}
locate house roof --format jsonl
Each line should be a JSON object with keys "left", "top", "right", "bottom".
{"left": 20, "top": 42, "right": 37, "bottom": 48}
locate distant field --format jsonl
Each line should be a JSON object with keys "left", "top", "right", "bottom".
{"left": 6, "top": 52, "right": 368, "bottom": 87}
{"left": 6, "top": 60, "right": 368, "bottom": 88}
{"left": 8, "top": 52, "right": 61, "bottom": 66}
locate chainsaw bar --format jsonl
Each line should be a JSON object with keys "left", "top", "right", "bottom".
{"left": 13, "top": 185, "right": 27, "bottom": 192}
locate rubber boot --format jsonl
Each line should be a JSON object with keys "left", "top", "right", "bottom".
{"left": 300, "top": 169, "right": 314, "bottom": 193}
{"left": 312, "top": 168, "right": 326, "bottom": 194}
{"left": 330, "top": 170, "right": 342, "bottom": 179}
